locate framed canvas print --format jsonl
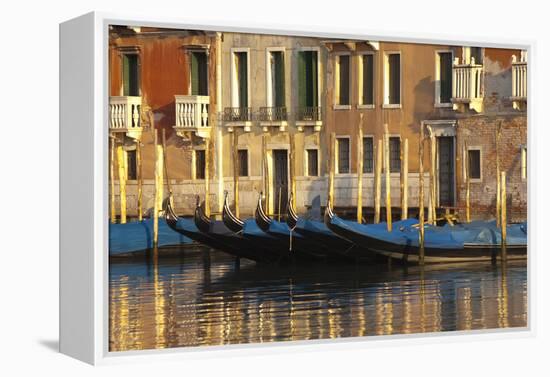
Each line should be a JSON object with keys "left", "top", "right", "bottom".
{"left": 59, "top": 12, "right": 532, "bottom": 365}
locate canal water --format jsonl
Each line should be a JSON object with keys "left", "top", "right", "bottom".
{"left": 109, "top": 246, "right": 527, "bottom": 352}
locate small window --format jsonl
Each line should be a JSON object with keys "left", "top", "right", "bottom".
{"left": 468, "top": 149, "right": 481, "bottom": 180}
{"left": 122, "top": 53, "right": 139, "bottom": 96}
{"left": 385, "top": 53, "right": 401, "bottom": 105}
{"left": 470, "top": 47, "right": 483, "bottom": 65}
{"left": 361, "top": 54, "right": 374, "bottom": 105}
{"left": 363, "top": 137, "right": 374, "bottom": 173}
{"left": 238, "top": 149, "right": 248, "bottom": 177}
{"left": 306, "top": 149, "right": 319, "bottom": 176}
{"left": 233, "top": 51, "right": 248, "bottom": 108}
{"left": 195, "top": 150, "right": 206, "bottom": 180}
{"left": 389, "top": 137, "right": 401, "bottom": 173}
{"left": 126, "top": 150, "right": 137, "bottom": 180}
{"left": 190, "top": 51, "right": 208, "bottom": 96}
{"left": 521, "top": 147, "right": 527, "bottom": 180}
{"left": 437, "top": 52, "right": 453, "bottom": 104}
{"left": 337, "top": 55, "right": 350, "bottom": 105}
{"left": 337, "top": 138, "right": 350, "bottom": 174}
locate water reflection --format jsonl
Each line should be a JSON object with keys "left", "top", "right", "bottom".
{"left": 109, "top": 248, "right": 528, "bottom": 352}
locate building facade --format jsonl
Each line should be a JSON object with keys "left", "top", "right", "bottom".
{"left": 108, "top": 26, "right": 527, "bottom": 222}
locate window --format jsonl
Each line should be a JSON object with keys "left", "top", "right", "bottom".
{"left": 336, "top": 55, "right": 350, "bottom": 106}
{"left": 468, "top": 149, "right": 481, "bottom": 180}
{"left": 232, "top": 51, "right": 248, "bottom": 108}
{"left": 437, "top": 52, "right": 453, "bottom": 104}
{"left": 122, "top": 53, "right": 139, "bottom": 96}
{"left": 363, "top": 137, "right": 374, "bottom": 173}
{"left": 337, "top": 137, "right": 350, "bottom": 174}
{"left": 306, "top": 149, "right": 319, "bottom": 176}
{"left": 190, "top": 51, "right": 208, "bottom": 96}
{"left": 360, "top": 54, "right": 374, "bottom": 106}
{"left": 268, "top": 50, "right": 285, "bottom": 107}
{"left": 238, "top": 149, "right": 248, "bottom": 177}
{"left": 195, "top": 150, "right": 206, "bottom": 180}
{"left": 521, "top": 147, "right": 527, "bottom": 180}
{"left": 297, "top": 51, "right": 319, "bottom": 110}
{"left": 126, "top": 150, "right": 137, "bottom": 180}
{"left": 389, "top": 137, "right": 401, "bottom": 173}
{"left": 469, "top": 47, "right": 483, "bottom": 65}
{"left": 384, "top": 53, "right": 401, "bottom": 105}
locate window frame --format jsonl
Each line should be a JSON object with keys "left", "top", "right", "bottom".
{"left": 358, "top": 51, "right": 376, "bottom": 109}
{"left": 383, "top": 51, "right": 402, "bottom": 108}
{"left": 188, "top": 49, "right": 209, "bottom": 96}
{"left": 465, "top": 146, "right": 482, "bottom": 183}
{"left": 334, "top": 52, "right": 352, "bottom": 110}
{"left": 304, "top": 148, "right": 320, "bottom": 177}
{"left": 230, "top": 47, "right": 251, "bottom": 108}
{"left": 434, "top": 50, "right": 454, "bottom": 108}
{"left": 119, "top": 48, "right": 141, "bottom": 97}
{"left": 192, "top": 148, "right": 206, "bottom": 181}
{"left": 126, "top": 149, "right": 137, "bottom": 181}
{"left": 297, "top": 47, "right": 322, "bottom": 110}
{"left": 388, "top": 135, "right": 402, "bottom": 174}
{"left": 335, "top": 136, "right": 351, "bottom": 175}
{"left": 265, "top": 47, "right": 286, "bottom": 108}
{"left": 237, "top": 148, "right": 250, "bottom": 178}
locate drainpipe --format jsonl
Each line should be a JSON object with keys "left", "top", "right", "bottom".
{"left": 216, "top": 32, "right": 224, "bottom": 217}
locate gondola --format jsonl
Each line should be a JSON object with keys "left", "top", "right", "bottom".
{"left": 254, "top": 193, "right": 338, "bottom": 261}
{"left": 109, "top": 217, "right": 194, "bottom": 256}
{"left": 286, "top": 194, "right": 373, "bottom": 261}
{"left": 324, "top": 198, "right": 527, "bottom": 263}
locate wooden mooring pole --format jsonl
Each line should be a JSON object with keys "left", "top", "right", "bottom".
{"left": 136, "top": 141, "right": 143, "bottom": 222}
{"left": 464, "top": 141, "right": 471, "bottom": 223}
{"left": 374, "top": 139, "right": 382, "bottom": 223}
{"left": 419, "top": 125, "right": 425, "bottom": 265}
{"left": 290, "top": 133, "right": 297, "bottom": 211}
{"left": 401, "top": 138, "right": 409, "bottom": 220}
{"left": 501, "top": 171, "right": 507, "bottom": 261}
{"left": 357, "top": 115, "right": 364, "bottom": 223}
{"left": 262, "top": 134, "right": 270, "bottom": 213}
{"left": 205, "top": 137, "right": 211, "bottom": 217}
{"left": 153, "top": 129, "right": 160, "bottom": 247}
{"left": 329, "top": 132, "right": 336, "bottom": 205}
{"left": 384, "top": 124, "right": 392, "bottom": 231}
{"left": 233, "top": 131, "right": 240, "bottom": 218}
{"left": 496, "top": 122, "right": 502, "bottom": 227}
{"left": 110, "top": 137, "right": 116, "bottom": 223}
{"left": 428, "top": 126, "right": 437, "bottom": 225}
{"left": 116, "top": 143, "right": 127, "bottom": 224}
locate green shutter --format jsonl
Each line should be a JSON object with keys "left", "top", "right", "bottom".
{"left": 363, "top": 55, "right": 374, "bottom": 105}
{"left": 440, "top": 53, "right": 452, "bottom": 103}
{"left": 297, "top": 51, "right": 306, "bottom": 109}
{"left": 123, "top": 54, "right": 139, "bottom": 96}
{"left": 274, "top": 52, "right": 285, "bottom": 107}
{"left": 339, "top": 55, "right": 350, "bottom": 105}
{"left": 311, "top": 51, "right": 318, "bottom": 107}
{"left": 122, "top": 54, "right": 130, "bottom": 96}
{"left": 237, "top": 53, "right": 248, "bottom": 108}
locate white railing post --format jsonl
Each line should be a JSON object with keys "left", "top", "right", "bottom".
{"left": 174, "top": 95, "right": 211, "bottom": 137}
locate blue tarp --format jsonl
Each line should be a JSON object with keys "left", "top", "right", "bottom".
{"left": 109, "top": 218, "right": 193, "bottom": 255}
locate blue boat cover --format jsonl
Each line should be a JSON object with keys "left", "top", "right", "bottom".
{"left": 109, "top": 218, "right": 193, "bottom": 255}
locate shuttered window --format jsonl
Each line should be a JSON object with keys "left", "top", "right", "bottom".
{"left": 389, "top": 137, "right": 401, "bottom": 173}
{"left": 190, "top": 51, "right": 208, "bottom": 96}
{"left": 306, "top": 149, "right": 319, "bottom": 176}
{"left": 338, "top": 55, "right": 350, "bottom": 105}
{"left": 122, "top": 53, "right": 139, "bottom": 96}
{"left": 195, "top": 150, "right": 206, "bottom": 180}
{"left": 126, "top": 150, "right": 137, "bottom": 180}
{"left": 438, "top": 52, "right": 452, "bottom": 103}
{"left": 238, "top": 150, "right": 248, "bottom": 177}
{"left": 362, "top": 54, "right": 374, "bottom": 105}
{"left": 337, "top": 138, "right": 350, "bottom": 174}
{"left": 363, "top": 137, "right": 374, "bottom": 173}
{"left": 234, "top": 52, "right": 248, "bottom": 108}
{"left": 468, "top": 149, "right": 481, "bottom": 179}
{"left": 270, "top": 51, "right": 285, "bottom": 107}
{"left": 298, "top": 51, "right": 318, "bottom": 108}
{"left": 388, "top": 53, "right": 401, "bottom": 105}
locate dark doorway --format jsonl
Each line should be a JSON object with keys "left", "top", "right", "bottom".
{"left": 273, "top": 150, "right": 289, "bottom": 218}
{"left": 438, "top": 136, "right": 455, "bottom": 206}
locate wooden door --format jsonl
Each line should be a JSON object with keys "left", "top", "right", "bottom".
{"left": 273, "top": 150, "right": 288, "bottom": 218}
{"left": 438, "top": 136, "right": 455, "bottom": 206}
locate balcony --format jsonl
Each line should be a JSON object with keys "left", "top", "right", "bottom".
{"left": 174, "top": 95, "right": 211, "bottom": 139}
{"left": 511, "top": 54, "right": 527, "bottom": 111}
{"left": 259, "top": 107, "right": 288, "bottom": 132}
{"left": 295, "top": 106, "right": 322, "bottom": 132}
{"left": 223, "top": 107, "right": 253, "bottom": 132}
{"left": 451, "top": 57, "right": 483, "bottom": 113}
{"left": 109, "top": 96, "right": 143, "bottom": 140}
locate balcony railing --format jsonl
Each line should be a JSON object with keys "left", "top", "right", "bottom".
{"left": 296, "top": 106, "right": 322, "bottom": 132}
{"left": 174, "top": 95, "right": 211, "bottom": 138}
{"left": 109, "top": 96, "right": 142, "bottom": 139}
{"left": 511, "top": 54, "right": 527, "bottom": 110}
{"left": 259, "top": 107, "right": 288, "bottom": 131}
{"left": 223, "top": 107, "right": 253, "bottom": 132}
{"left": 452, "top": 57, "right": 483, "bottom": 113}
